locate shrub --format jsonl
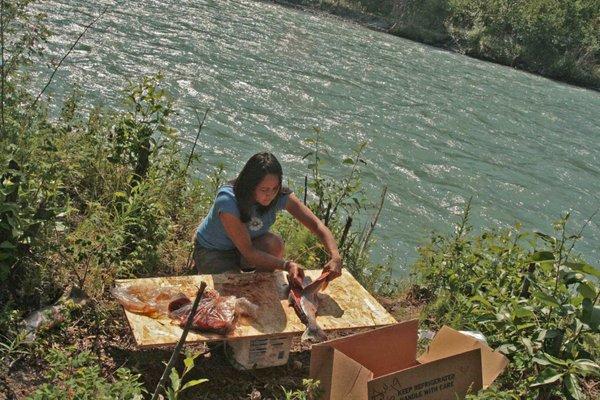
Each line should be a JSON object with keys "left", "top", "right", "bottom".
{"left": 413, "top": 203, "right": 600, "bottom": 398}
{"left": 28, "top": 346, "right": 145, "bottom": 400}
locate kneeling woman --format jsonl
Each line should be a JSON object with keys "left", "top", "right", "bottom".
{"left": 194, "top": 152, "right": 342, "bottom": 286}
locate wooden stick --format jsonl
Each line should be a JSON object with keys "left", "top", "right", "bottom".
{"left": 339, "top": 216, "right": 353, "bottom": 250}
{"left": 151, "top": 281, "right": 207, "bottom": 400}
{"left": 324, "top": 201, "right": 332, "bottom": 226}
{"left": 303, "top": 175, "right": 308, "bottom": 205}
{"left": 30, "top": 6, "right": 108, "bottom": 110}
{"left": 358, "top": 186, "right": 387, "bottom": 260}
{"left": 185, "top": 241, "right": 196, "bottom": 273}
{"left": 184, "top": 108, "right": 209, "bottom": 175}
{"left": 519, "top": 263, "right": 536, "bottom": 298}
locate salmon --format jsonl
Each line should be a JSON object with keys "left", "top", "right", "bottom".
{"left": 288, "top": 272, "right": 330, "bottom": 342}
{"left": 168, "top": 289, "right": 257, "bottom": 335}
{"left": 114, "top": 285, "right": 257, "bottom": 335}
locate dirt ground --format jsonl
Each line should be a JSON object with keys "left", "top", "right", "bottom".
{"left": 0, "top": 290, "right": 422, "bottom": 400}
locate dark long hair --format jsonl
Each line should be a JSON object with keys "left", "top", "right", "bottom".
{"left": 232, "top": 152, "right": 289, "bottom": 223}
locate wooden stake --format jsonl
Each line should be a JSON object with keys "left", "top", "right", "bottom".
{"left": 184, "top": 108, "right": 209, "bottom": 175}
{"left": 151, "top": 282, "right": 207, "bottom": 400}
{"left": 358, "top": 186, "right": 387, "bottom": 260}
{"left": 303, "top": 175, "right": 307, "bottom": 205}
{"left": 324, "top": 201, "right": 332, "bottom": 226}
{"left": 339, "top": 216, "right": 353, "bottom": 250}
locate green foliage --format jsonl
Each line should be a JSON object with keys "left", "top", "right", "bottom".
{"left": 280, "top": 379, "right": 322, "bottom": 400}
{"left": 109, "top": 73, "right": 176, "bottom": 183}
{"left": 0, "top": 328, "right": 29, "bottom": 373}
{"left": 274, "top": 127, "right": 398, "bottom": 295}
{"left": 302, "top": 127, "right": 367, "bottom": 224}
{"left": 414, "top": 204, "right": 600, "bottom": 398}
{"left": 28, "top": 346, "right": 145, "bottom": 400}
{"left": 0, "top": 66, "right": 194, "bottom": 304}
{"left": 315, "top": 0, "right": 600, "bottom": 87}
{"left": 164, "top": 350, "right": 208, "bottom": 400}
{"left": 404, "top": 0, "right": 600, "bottom": 87}
{"left": 1, "top": 0, "right": 49, "bottom": 71}
{"left": 389, "top": 0, "right": 452, "bottom": 44}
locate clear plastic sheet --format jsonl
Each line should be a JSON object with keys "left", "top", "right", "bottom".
{"left": 168, "top": 289, "right": 258, "bottom": 335}
{"left": 111, "top": 284, "right": 189, "bottom": 318}
{"left": 113, "top": 285, "right": 258, "bottom": 335}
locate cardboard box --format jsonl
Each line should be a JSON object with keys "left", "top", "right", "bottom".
{"left": 226, "top": 336, "right": 292, "bottom": 370}
{"left": 310, "top": 319, "right": 508, "bottom": 400}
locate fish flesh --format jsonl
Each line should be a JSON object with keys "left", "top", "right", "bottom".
{"left": 169, "top": 289, "right": 258, "bottom": 334}
{"left": 113, "top": 284, "right": 257, "bottom": 335}
{"left": 111, "top": 284, "right": 188, "bottom": 318}
{"left": 169, "top": 289, "right": 236, "bottom": 334}
{"left": 288, "top": 272, "right": 330, "bottom": 342}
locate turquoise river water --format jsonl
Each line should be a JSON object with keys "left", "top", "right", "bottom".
{"left": 31, "top": 0, "right": 600, "bottom": 275}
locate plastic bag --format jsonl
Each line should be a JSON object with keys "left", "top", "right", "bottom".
{"left": 23, "top": 286, "right": 89, "bottom": 341}
{"left": 168, "top": 289, "right": 258, "bottom": 335}
{"left": 111, "top": 284, "right": 188, "bottom": 318}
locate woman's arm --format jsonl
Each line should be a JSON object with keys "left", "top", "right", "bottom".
{"left": 219, "top": 212, "right": 285, "bottom": 270}
{"left": 285, "top": 193, "right": 342, "bottom": 280}
{"left": 219, "top": 212, "right": 305, "bottom": 286}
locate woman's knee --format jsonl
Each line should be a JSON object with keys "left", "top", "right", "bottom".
{"left": 254, "top": 232, "right": 284, "bottom": 257}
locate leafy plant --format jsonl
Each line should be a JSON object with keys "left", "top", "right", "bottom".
{"left": 414, "top": 206, "right": 600, "bottom": 398}
{"left": 274, "top": 128, "right": 397, "bottom": 295}
{"left": 281, "top": 379, "right": 322, "bottom": 400}
{"left": 109, "top": 73, "right": 176, "bottom": 184}
{"left": 302, "top": 127, "right": 367, "bottom": 225}
{"left": 28, "top": 346, "right": 145, "bottom": 399}
{"left": 0, "top": 329, "right": 29, "bottom": 371}
{"left": 164, "top": 350, "right": 208, "bottom": 400}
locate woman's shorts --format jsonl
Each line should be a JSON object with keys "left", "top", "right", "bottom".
{"left": 193, "top": 244, "right": 255, "bottom": 274}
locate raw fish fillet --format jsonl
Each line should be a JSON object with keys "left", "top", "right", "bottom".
{"left": 288, "top": 272, "right": 330, "bottom": 342}
{"left": 113, "top": 285, "right": 257, "bottom": 335}
{"left": 168, "top": 289, "right": 258, "bottom": 335}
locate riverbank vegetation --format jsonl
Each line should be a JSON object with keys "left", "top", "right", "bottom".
{"left": 414, "top": 205, "right": 600, "bottom": 399}
{"left": 1, "top": 1, "right": 599, "bottom": 399}
{"left": 282, "top": 0, "right": 600, "bottom": 89}
{"left": 1, "top": 3, "right": 395, "bottom": 398}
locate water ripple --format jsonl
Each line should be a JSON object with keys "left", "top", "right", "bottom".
{"left": 31, "top": 0, "right": 600, "bottom": 274}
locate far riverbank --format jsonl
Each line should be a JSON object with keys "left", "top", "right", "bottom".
{"left": 267, "top": 0, "right": 600, "bottom": 91}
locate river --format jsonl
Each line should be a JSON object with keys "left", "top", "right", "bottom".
{"left": 30, "top": 0, "right": 600, "bottom": 275}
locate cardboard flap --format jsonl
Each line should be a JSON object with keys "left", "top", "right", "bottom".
{"left": 476, "top": 342, "right": 509, "bottom": 388}
{"left": 369, "top": 349, "right": 483, "bottom": 400}
{"left": 418, "top": 326, "right": 508, "bottom": 388}
{"left": 310, "top": 345, "right": 335, "bottom": 400}
{"left": 331, "top": 349, "right": 373, "bottom": 399}
{"left": 322, "top": 320, "right": 419, "bottom": 377}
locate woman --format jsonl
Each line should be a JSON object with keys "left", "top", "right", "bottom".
{"left": 194, "top": 152, "right": 342, "bottom": 287}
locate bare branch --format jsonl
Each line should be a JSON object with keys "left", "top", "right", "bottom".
{"left": 29, "top": 5, "right": 108, "bottom": 110}
{"left": 357, "top": 185, "right": 387, "bottom": 260}
{"left": 151, "top": 282, "right": 207, "bottom": 400}
{"left": 184, "top": 108, "right": 209, "bottom": 175}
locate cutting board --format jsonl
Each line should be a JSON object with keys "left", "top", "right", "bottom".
{"left": 115, "top": 269, "right": 396, "bottom": 348}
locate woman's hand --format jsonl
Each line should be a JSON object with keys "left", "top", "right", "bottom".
{"left": 322, "top": 257, "right": 342, "bottom": 281}
{"left": 287, "top": 261, "right": 305, "bottom": 289}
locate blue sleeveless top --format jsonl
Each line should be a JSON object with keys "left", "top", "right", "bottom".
{"left": 195, "top": 185, "right": 291, "bottom": 250}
